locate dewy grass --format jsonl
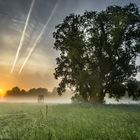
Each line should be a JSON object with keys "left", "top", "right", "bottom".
{"left": 0, "top": 103, "right": 140, "bottom": 140}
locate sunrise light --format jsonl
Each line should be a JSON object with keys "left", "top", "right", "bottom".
{"left": 0, "top": 88, "right": 6, "bottom": 97}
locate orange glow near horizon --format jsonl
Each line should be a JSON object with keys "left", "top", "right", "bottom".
{"left": 0, "top": 88, "right": 6, "bottom": 97}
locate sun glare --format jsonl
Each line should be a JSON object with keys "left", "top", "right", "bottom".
{"left": 0, "top": 88, "right": 5, "bottom": 97}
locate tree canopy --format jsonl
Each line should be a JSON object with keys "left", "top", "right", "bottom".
{"left": 53, "top": 3, "right": 140, "bottom": 102}
{"left": 126, "top": 78, "right": 140, "bottom": 100}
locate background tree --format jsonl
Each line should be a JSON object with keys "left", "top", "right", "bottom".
{"left": 28, "top": 88, "right": 48, "bottom": 96}
{"left": 6, "top": 87, "right": 48, "bottom": 97}
{"left": 6, "top": 86, "right": 21, "bottom": 97}
{"left": 127, "top": 79, "right": 140, "bottom": 100}
{"left": 53, "top": 3, "right": 140, "bottom": 103}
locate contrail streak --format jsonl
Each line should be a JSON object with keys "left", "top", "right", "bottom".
{"left": 11, "top": 0, "right": 35, "bottom": 73}
{"left": 18, "top": 0, "right": 59, "bottom": 75}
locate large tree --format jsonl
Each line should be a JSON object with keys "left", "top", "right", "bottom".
{"left": 53, "top": 3, "right": 140, "bottom": 103}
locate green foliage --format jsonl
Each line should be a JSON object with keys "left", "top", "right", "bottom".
{"left": 127, "top": 79, "right": 140, "bottom": 100}
{"left": 109, "top": 83, "right": 126, "bottom": 100}
{"left": 53, "top": 3, "right": 140, "bottom": 101}
{"left": 0, "top": 104, "right": 140, "bottom": 140}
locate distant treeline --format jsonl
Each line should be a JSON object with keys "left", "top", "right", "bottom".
{"left": 5, "top": 87, "right": 72, "bottom": 98}
{"left": 6, "top": 87, "right": 49, "bottom": 97}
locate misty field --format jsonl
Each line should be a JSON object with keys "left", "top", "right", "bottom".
{"left": 0, "top": 103, "right": 140, "bottom": 140}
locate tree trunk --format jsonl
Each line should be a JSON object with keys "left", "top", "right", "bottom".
{"left": 89, "top": 90, "right": 105, "bottom": 104}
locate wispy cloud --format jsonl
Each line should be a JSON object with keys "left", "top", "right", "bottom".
{"left": 10, "top": 0, "right": 35, "bottom": 73}
{"left": 18, "top": 0, "right": 59, "bottom": 74}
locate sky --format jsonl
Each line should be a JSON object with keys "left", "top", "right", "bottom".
{"left": 0, "top": 0, "right": 140, "bottom": 93}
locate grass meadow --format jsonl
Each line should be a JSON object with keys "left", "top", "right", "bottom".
{"left": 0, "top": 103, "right": 140, "bottom": 140}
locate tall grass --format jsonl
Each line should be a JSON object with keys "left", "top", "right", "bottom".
{"left": 0, "top": 103, "right": 140, "bottom": 140}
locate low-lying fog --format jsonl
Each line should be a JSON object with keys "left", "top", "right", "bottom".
{"left": 0, "top": 96, "right": 72, "bottom": 104}
{"left": 104, "top": 94, "right": 140, "bottom": 104}
{"left": 1, "top": 93, "right": 140, "bottom": 104}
